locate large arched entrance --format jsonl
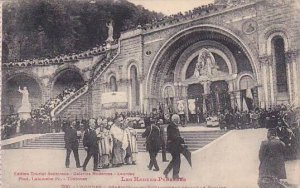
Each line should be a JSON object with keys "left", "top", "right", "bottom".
{"left": 52, "top": 69, "right": 85, "bottom": 97}
{"left": 146, "top": 25, "right": 257, "bottom": 121}
{"left": 2, "top": 74, "right": 42, "bottom": 116}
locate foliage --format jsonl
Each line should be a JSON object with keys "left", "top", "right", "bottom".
{"left": 3, "top": 0, "right": 163, "bottom": 62}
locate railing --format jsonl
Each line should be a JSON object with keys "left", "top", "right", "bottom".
{"left": 50, "top": 84, "right": 89, "bottom": 117}
{"left": 2, "top": 41, "right": 119, "bottom": 68}
{"left": 50, "top": 43, "right": 120, "bottom": 118}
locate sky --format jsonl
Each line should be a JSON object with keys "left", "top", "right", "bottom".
{"left": 127, "top": 0, "right": 214, "bottom": 15}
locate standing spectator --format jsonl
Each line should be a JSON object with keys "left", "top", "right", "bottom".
{"left": 82, "top": 119, "right": 99, "bottom": 171}
{"left": 158, "top": 119, "right": 168, "bottom": 162}
{"left": 124, "top": 120, "right": 138, "bottom": 165}
{"left": 258, "top": 129, "right": 287, "bottom": 188}
{"left": 64, "top": 122, "right": 81, "bottom": 168}
{"left": 98, "top": 119, "right": 112, "bottom": 168}
{"left": 163, "top": 114, "right": 185, "bottom": 179}
{"left": 142, "top": 118, "right": 161, "bottom": 171}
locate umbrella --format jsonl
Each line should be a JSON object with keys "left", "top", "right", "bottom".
{"left": 181, "top": 146, "right": 192, "bottom": 167}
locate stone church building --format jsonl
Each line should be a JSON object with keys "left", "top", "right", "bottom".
{"left": 2, "top": 0, "right": 300, "bottom": 122}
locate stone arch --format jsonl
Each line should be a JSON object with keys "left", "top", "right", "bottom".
{"left": 146, "top": 24, "right": 258, "bottom": 102}
{"left": 127, "top": 60, "right": 140, "bottom": 79}
{"left": 128, "top": 63, "right": 140, "bottom": 110}
{"left": 236, "top": 72, "right": 256, "bottom": 90}
{"left": 2, "top": 73, "right": 43, "bottom": 115}
{"left": 51, "top": 65, "right": 85, "bottom": 97}
{"left": 51, "top": 64, "right": 87, "bottom": 83}
{"left": 260, "top": 25, "right": 291, "bottom": 55}
{"left": 108, "top": 74, "right": 118, "bottom": 92}
{"left": 175, "top": 40, "right": 237, "bottom": 82}
{"left": 162, "top": 83, "right": 175, "bottom": 99}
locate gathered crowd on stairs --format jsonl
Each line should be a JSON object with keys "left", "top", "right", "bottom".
{"left": 1, "top": 42, "right": 119, "bottom": 140}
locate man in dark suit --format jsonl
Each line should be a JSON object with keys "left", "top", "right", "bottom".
{"left": 163, "top": 114, "right": 184, "bottom": 179}
{"left": 142, "top": 119, "right": 161, "bottom": 171}
{"left": 64, "top": 122, "right": 81, "bottom": 168}
{"left": 82, "top": 119, "right": 99, "bottom": 171}
{"left": 258, "top": 129, "right": 287, "bottom": 188}
{"left": 157, "top": 119, "right": 168, "bottom": 162}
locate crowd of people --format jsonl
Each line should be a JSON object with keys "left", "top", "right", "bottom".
{"left": 1, "top": 87, "right": 83, "bottom": 139}
{"left": 2, "top": 40, "right": 118, "bottom": 67}
{"left": 135, "top": 4, "right": 225, "bottom": 31}
{"left": 63, "top": 114, "right": 138, "bottom": 171}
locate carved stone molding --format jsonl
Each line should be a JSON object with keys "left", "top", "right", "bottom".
{"left": 259, "top": 55, "right": 272, "bottom": 66}
{"left": 285, "top": 50, "right": 298, "bottom": 62}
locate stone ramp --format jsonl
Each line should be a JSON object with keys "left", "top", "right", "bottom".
{"left": 18, "top": 130, "right": 227, "bottom": 152}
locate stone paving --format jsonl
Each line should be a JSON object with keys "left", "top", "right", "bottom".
{"left": 2, "top": 128, "right": 300, "bottom": 188}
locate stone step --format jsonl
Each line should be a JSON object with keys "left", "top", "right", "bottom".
{"left": 20, "top": 130, "right": 226, "bottom": 151}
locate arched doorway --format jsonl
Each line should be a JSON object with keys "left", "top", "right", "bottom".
{"left": 2, "top": 74, "right": 42, "bottom": 116}
{"left": 187, "top": 84, "right": 204, "bottom": 123}
{"left": 239, "top": 75, "right": 256, "bottom": 111}
{"left": 52, "top": 69, "right": 85, "bottom": 97}
{"left": 146, "top": 25, "right": 257, "bottom": 113}
{"left": 163, "top": 85, "right": 175, "bottom": 114}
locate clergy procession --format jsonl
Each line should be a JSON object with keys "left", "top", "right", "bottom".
{"left": 63, "top": 115, "right": 138, "bottom": 171}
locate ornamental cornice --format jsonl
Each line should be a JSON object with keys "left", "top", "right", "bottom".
{"left": 259, "top": 55, "right": 272, "bottom": 65}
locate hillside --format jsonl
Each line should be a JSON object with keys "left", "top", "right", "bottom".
{"left": 2, "top": 0, "right": 163, "bottom": 62}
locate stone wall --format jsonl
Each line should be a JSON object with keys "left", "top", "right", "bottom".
{"left": 58, "top": 91, "right": 91, "bottom": 120}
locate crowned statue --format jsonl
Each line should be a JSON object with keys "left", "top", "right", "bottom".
{"left": 193, "top": 48, "right": 216, "bottom": 78}
{"left": 18, "top": 86, "right": 31, "bottom": 120}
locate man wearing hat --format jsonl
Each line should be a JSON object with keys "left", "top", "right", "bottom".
{"left": 258, "top": 128, "right": 287, "bottom": 188}
{"left": 163, "top": 114, "right": 184, "bottom": 179}
{"left": 142, "top": 118, "right": 161, "bottom": 171}
{"left": 64, "top": 121, "right": 81, "bottom": 168}
{"left": 82, "top": 119, "right": 99, "bottom": 171}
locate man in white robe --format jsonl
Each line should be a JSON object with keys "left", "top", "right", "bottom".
{"left": 124, "top": 120, "right": 138, "bottom": 165}
{"left": 110, "top": 118, "right": 125, "bottom": 167}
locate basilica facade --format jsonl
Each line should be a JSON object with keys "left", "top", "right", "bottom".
{"left": 2, "top": 0, "right": 300, "bottom": 121}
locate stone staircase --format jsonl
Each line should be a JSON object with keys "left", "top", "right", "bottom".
{"left": 51, "top": 47, "right": 119, "bottom": 118}
{"left": 20, "top": 130, "right": 226, "bottom": 152}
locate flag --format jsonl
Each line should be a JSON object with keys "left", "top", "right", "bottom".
{"left": 246, "top": 88, "right": 253, "bottom": 99}
{"left": 242, "top": 97, "right": 248, "bottom": 112}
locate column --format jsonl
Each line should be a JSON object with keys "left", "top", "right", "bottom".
{"left": 181, "top": 85, "right": 189, "bottom": 122}
{"left": 292, "top": 53, "right": 299, "bottom": 107}
{"left": 227, "top": 80, "right": 235, "bottom": 110}
{"left": 286, "top": 50, "right": 299, "bottom": 106}
{"left": 174, "top": 82, "right": 180, "bottom": 106}
{"left": 203, "top": 81, "right": 211, "bottom": 112}
{"left": 144, "top": 97, "right": 149, "bottom": 114}
{"left": 234, "top": 91, "right": 241, "bottom": 111}
{"left": 269, "top": 62, "right": 275, "bottom": 106}
{"left": 41, "top": 77, "right": 51, "bottom": 104}
{"left": 259, "top": 56, "right": 272, "bottom": 108}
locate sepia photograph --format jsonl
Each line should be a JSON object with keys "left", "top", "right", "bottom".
{"left": 1, "top": 0, "right": 300, "bottom": 187}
